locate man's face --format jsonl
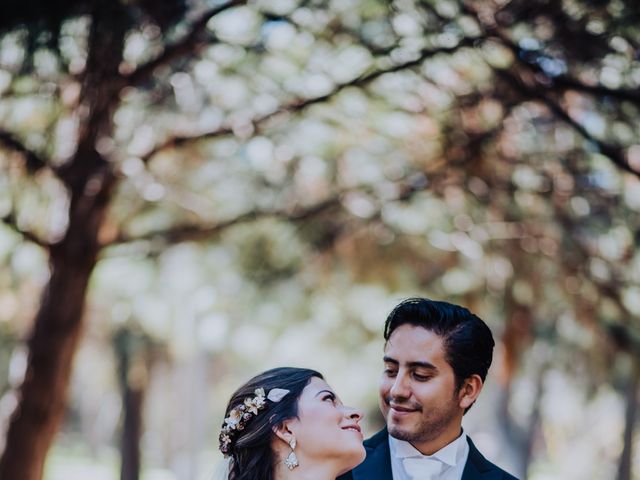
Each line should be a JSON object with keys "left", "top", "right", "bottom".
{"left": 379, "top": 324, "right": 464, "bottom": 453}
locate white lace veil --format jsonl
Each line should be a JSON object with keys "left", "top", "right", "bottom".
{"left": 211, "top": 457, "right": 231, "bottom": 480}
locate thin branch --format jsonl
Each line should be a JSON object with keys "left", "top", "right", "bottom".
{"left": 0, "top": 213, "right": 50, "bottom": 249}
{"left": 495, "top": 69, "right": 639, "bottom": 178}
{"left": 109, "top": 140, "right": 484, "bottom": 251}
{"left": 543, "top": 73, "right": 640, "bottom": 106}
{"left": 485, "top": 25, "right": 640, "bottom": 106}
{"left": 459, "top": 1, "right": 639, "bottom": 177}
{"left": 0, "top": 130, "right": 50, "bottom": 174}
{"left": 102, "top": 196, "right": 341, "bottom": 248}
{"left": 125, "top": 0, "right": 248, "bottom": 87}
{"left": 140, "top": 36, "right": 479, "bottom": 163}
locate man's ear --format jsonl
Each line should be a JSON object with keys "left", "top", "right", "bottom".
{"left": 458, "top": 374, "right": 483, "bottom": 410}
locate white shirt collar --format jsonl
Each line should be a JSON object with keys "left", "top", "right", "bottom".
{"left": 390, "top": 431, "right": 467, "bottom": 468}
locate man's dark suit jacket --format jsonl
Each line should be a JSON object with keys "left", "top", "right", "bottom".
{"left": 337, "top": 429, "right": 518, "bottom": 480}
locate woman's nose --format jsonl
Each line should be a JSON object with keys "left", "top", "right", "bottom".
{"left": 346, "top": 406, "right": 364, "bottom": 421}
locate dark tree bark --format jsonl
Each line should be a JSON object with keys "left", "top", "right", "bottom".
{"left": 617, "top": 355, "right": 639, "bottom": 480}
{"left": 114, "top": 326, "right": 155, "bottom": 480}
{"left": 120, "top": 386, "right": 145, "bottom": 480}
{"left": 0, "top": 1, "right": 126, "bottom": 477}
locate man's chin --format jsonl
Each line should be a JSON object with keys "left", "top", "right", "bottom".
{"left": 387, "top": 424, "right": 416, "bottom": 443}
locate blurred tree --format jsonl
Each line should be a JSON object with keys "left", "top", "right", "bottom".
{"left": 0, "top": 0, "right": 639, "bottom": 479}
{"left": 113, "top": 323, "right": 166, "bottom": 480}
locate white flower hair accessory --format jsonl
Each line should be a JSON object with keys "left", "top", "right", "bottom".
{"left": 267, "top": 388, "right": 289, "bottom": 402}
{"left": 219, "top": 387, "right": 290, "bottom": 456}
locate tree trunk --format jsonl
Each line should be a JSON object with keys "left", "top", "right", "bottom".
{"left": 617, "top": 355, "right": 639, "bottom": 480}
{"left": 0, "top": 1, "right": 126, "bottom": 476}
{"left": 121, "top": 384, "right": 145, "bottom": 480}
{"left": 0, "top": 180, "right": 115, "bottom": 479}
{"left": 115, "top": 327, "right": 151, "bottom": 480}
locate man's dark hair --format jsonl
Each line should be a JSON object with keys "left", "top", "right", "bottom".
{"left": 384, "top": 297, "right": 495, "bottom": 395}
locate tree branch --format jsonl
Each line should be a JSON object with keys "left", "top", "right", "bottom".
{"left": 0, "top": 212, "right": 50, "bottom": 249}
{"left": 125, "top": 0, "right": 248, "bottom": 87}
{"left": 485, "top": 25, "right": 640, "bottom": 106}
{"left": 139, "top": 36, "right": 479, "bottom": 163}
{"left": 102, "top": 196, "right": 342, "bottom": 249}
{"left": 460, "top": 1, "right": 640, "bottom": 177}
{"left": 495, "top": 68, "right": 639, "bottom": 178}
{"left": 106, "top": 147, "right": 477, "bottom": 252}
{"left": 0, "top": 130, "right": 50, "bottom": 174}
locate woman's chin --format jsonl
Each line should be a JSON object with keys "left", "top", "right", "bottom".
{"left": 337, "top": 444, "right": 366, "bottom": 475}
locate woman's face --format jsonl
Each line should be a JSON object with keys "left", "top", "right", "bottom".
{"left": 288, "top": 377, "right": 366, "bottom": 474}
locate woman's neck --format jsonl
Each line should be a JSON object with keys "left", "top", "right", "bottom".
{"left": 274, "top": 460, "right": 338, "bottom": 480}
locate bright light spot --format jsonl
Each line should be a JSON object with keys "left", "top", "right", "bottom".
{"left": 0, "top": 70, "right": 11, "bottom": 94}
{"left": 513, "top": 166, "right": 543, "bottom": 190}
{"left": 208, "top": 7, "right": 260, "bottom": 45}
{"left": 442, "top": 268, "right": 479, "bottom": 294}
{"left": 303, "top": 73, "right": 334, "bottom": 97}
{"left": 54, "top": 115, "right": 79, "bottom": 160}
{"left": 452, "top": 232, "right": 483, "bottom": 258}
{"left": 246, "top": 136, "right": 274, "bottom": 171}
{"left": 627, "top": 145, "right": 640, "bottom": 171}
{"left": 392, "top": 14, "right": 422, "bottom": 36}
{"left": 264, "top": 21, "right": 297, "bottom": 51}
{"left": 622, "top": 287, "right": 640, "bottom": 315}
{"left": 8, "top": 346, "right": 28, "bottom": 387}
{"left": 121, "top": 157, "right": 144, "bottom": 177}
{"left": 600, "top": 66, "right": 621, "bottom": 88}
{"left": 194, "top": 60, "right": 218, "bottom": 85}
{"left": 0, "top": 292, "right": 17, "bottom": 321}
{"left": 570, "top": 196, "right": 590, "bottom": 216}
{"left": 197, "top": 314, "right": 229, "bottom": 352}
{"left": 128, "top": 125, "right": 155, "bottom": 156}
{"left": 231, "top": 324, "right": 272, "bottom": 358}
{"left": 428, "top": 230, "right": 456, "bottom": 251}
{"left": 124, "top": 32, "right": 147, "bottom": 63}
{"left": 252, "top": 93, "right": 278, "bottom": 115}
{"left": 142, "top": 182, "right": 165, "bottom": 202}
{"left": 342, "top": 192, "right": 376, "bottom": 218}
{"left": 519, "top": 38, "right": 541, "bottom": 50}
{"left": 0, "top": 33, "right": 26, "bottom": 68}
{"left": 589, "top": 258, "right": 610, "bottom": 281}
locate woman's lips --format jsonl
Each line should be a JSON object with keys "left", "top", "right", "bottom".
{"left": 342, "top": 424, "right": 363, "bottom": 437}
{"left": 342, "top": 424, "right": 362, "bottom": 433}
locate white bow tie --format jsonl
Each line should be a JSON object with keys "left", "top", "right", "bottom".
{"left": 402, "top": 456, "right": 443, "bottom": 479}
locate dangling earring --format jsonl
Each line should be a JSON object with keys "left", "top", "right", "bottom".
{"left": 284, "top": 437, "right": 299, "bottom": 470}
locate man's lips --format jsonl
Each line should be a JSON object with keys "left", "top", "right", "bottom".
{"left": 388, "top": 403, "right": 421, "bottom": 413}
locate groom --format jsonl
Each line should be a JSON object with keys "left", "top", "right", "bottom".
{"left": 339, "top": 298, "right": 517, "bottom": 480}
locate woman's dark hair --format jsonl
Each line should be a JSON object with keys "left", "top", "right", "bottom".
{"left": 384, "top": 297, "right": 495, "bottom": 412}
{"left": 221, "top": 367, "right": 323, "bottom": 480}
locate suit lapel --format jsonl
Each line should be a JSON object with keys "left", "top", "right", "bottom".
{"left": 351, "top": 431, "right": 507, "bottom": 480}
{"left": 461, "top": 437, "right": 502, "bottom": 480}
{"left": 352, "top": 429, "right": 393, "bottom": 480}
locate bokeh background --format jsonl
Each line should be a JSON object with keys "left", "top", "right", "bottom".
{"left": 1, "top": 0, "right": 639, "bottom": 479}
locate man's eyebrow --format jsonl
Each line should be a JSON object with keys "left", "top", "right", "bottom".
{"left": 383, "top": 356, "right": 438, "bottom": 371}
{"left": 314, "top": 389, "right": 335, "bottom": 398}
{"left": 408, "top": 361, "right": 438, "bottom": 371}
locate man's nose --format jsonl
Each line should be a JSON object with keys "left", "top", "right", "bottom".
{"left": 389, "top": 374, "right": 410, "bottom": 398}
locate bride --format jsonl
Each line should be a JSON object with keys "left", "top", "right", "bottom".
{"left": 218, "top": 367, "right": 366, "bottom": 480}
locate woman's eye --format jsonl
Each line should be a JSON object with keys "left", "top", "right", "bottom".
{"left": 323, "top": 394, "right": 336, "bottom": 402}
{"left": 384, "top": 369, "right": 397, "bottom": 377}
{"left": 413, "top": 373, "right": 431, "bottom": 381}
